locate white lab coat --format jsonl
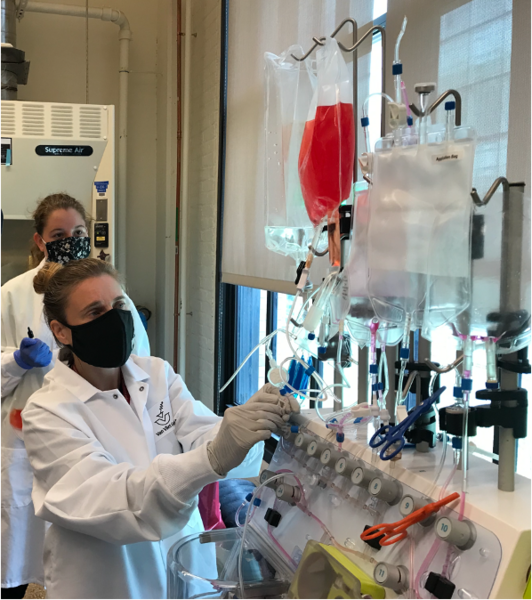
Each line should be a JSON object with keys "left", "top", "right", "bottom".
{"left": 22, "top": 355, "right": 263, "bottom": 599}
{"left": 1, "top": 259, "right": 150, "bottom": 588}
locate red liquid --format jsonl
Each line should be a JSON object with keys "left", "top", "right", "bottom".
{"left": 298, "top": 102, "right": 355, "bottom": 226}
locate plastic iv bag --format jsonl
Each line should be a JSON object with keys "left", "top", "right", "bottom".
{"left": 264, "top": 46, "right": 317, "bottom": 264}
{"left": 298, "top": 37, "right": 355, "bottom": 227}
{"left": 366, "top": 127, "right": 476, "bottom": 337}
{"left": 454, "top": 187, "right": 531, "bottom": 353}
{"left": 345, "top": 183, "right": 402, "bottom": 348}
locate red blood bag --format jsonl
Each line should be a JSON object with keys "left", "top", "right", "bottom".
{"left": 298, "top": 37, "right": 355, "bottom": 227}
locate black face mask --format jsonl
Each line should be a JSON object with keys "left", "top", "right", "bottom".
{"left": 46, "top": 236, "right": 91, "bottom": 264}
{"left": 67, "top": 309, "right": 134, "bottom": 368}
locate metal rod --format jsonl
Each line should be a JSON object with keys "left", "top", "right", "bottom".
{"left": 471, "top": 176, "right": 510, "bottom": 207}
{"left": 497, "top": 182, "right": 526, "bottom": 491}
{"left": 291, "top": 17, "right": 358, "bottom": 61}
{"left": 427, "top": 89, "right": 462, "bottom": 126}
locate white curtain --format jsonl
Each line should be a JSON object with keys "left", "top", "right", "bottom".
{"left": 222, "top": 0, "right": 376, "bottom": 293}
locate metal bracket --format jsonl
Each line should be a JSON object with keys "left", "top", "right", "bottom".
{"left": 471, "top": 178, "right": 526, "bottom": 207}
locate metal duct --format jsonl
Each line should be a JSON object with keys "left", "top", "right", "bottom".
{"left": 1, "top": 0, "right": 16, "bottom": 46}
{"left": 1, "top": 0, "right": 30, "bottom": 100}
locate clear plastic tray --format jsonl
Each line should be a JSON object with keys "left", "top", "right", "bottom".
{"left": 167, "top": 527, "right": 293, "bottom": 599}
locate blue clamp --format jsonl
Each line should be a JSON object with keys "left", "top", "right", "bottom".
{"left": 336, "top": 432, "right": 345, "bottom": 444}
{"left": 461, "top": 378, "right": 473, "bottom": 392}
{"left": 372, "top": 383, "right": 380, "bottom": 392}
{"left": 400, "top": 347, "right": 410, "bottom": 360}
{"left": 245, "top": 493, "right": 253, "bottom": 502}
{"left": 369, "top": 364, "right": 379, "bottom": 374}
{"left": 253, "top": 498, "right": 262, "bottom": 507}
{"left": 452, "top": 436, "right": 462, "bottom": 450}
{"left": 453, "top": 386, "right": 463, "bottom": 398}
{"left": 361, "top": 116, "right": 370, "bottom": 127}
{"left": 392, "top": 62, "right": 403, "bottom": 75}
{"left": 445, "top": 100, "right": 456, "bottom": 111}
{"left": 369, "top": 387, "right": 447, "bottom": 461}
{"left": 407, "top": 115, "right": 413, "bottom": 126}
{"left": 378, "top": 382, "right": 384, "bottom": 391}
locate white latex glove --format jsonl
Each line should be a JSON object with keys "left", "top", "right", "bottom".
{"left": 207, "top": 385, "right": 297, "bottom": 476}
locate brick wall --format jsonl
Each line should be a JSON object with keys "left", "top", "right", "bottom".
{"left": 183, "top": 0, "right": 221, "bottom": 408}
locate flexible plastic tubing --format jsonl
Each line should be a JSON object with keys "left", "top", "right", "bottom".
{"left": 235, "top": 501, "right": 246, "bottom": 527}
{"left": 394, "top": 16, "right": 407, "bottom": 63}
{"left": 428, "top": 432, "right": 448, "bottom": 498}
{"left": 220, "top": 328, "right": 291, "bottom": 393}
{"left": 268, "top": 522, "right": 296, "bottom": 567}
{"left": 396, "top": 314, "right": 412, "bottom": 407}
{"left": 336, "top": 320, "right": 344, "bottom": 365}
{"left": 362, "top": 92, "right": 394, "bottom": 121}
{"left": 379, "top": 345, "right": 389, "bottom": 410}
{"left": 401, "top": 82, "right": 414, "bottom": 127}
{"left": 238, "top": 473, "right": 289, "bottom": 599}
{"left": 414, "top": 461, "right": 458, "bottom": 597}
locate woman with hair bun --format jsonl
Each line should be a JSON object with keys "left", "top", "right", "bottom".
{"left": 21, "top": 258, "right": 291, "bottom": 599}
{"left": 1, "top": 194, "right": 149, "bottom": 598}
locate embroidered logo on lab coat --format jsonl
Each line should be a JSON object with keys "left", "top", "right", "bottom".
{"left": 150, "top": 401, "right": 177, "bottom": 438}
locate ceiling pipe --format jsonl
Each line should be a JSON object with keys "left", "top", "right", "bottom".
{"left": 22, "top": 1, "right": 131, "bottom": 275}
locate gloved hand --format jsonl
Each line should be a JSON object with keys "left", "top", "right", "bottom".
{"left": 207, "top": 384, "right": 295, "bottom": 476}
{"left": 14, "top": 338, "right": 53, "bottom": 370}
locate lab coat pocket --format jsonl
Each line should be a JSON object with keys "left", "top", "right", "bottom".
{"left": 1, "top": 447, "right": 34, "bottom": 508}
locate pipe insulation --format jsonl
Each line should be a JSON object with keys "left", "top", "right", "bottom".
{"left": 24, "top": 1, "right": 131, "bottom": 275}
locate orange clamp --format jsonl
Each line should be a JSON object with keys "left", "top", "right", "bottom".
{"left": 360, "top": 492, "right": 460, "bottom": 547}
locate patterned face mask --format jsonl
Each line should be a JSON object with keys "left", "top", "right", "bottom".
{"left": 45, "top": 236, "right": 91, "bottom": 264}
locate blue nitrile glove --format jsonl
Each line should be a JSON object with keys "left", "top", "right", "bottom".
{"left": 14, "top": 338, "right": 53, "bottom": 370}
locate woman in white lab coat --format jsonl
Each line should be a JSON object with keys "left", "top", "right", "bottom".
{"left": 1, "top": 194, "right": 150, "bottom": 598}
{"left": 22, "top": 258, "right": 293, "bottom": 599}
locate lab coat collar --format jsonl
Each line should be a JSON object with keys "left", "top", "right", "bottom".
{"left": 52, "top": 357, "right": 150, "bottom": 403}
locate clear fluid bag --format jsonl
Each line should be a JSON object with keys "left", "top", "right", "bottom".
{"left": 366, "top": 127, "right": 476, "bottom": 337}
{"left": 264, "top": 46, "right": 317, "bottom": 264}
{"left": 345, "top": 183, "right": 402, "bottom": 348}
{"left": 454, "top": 187, "right": 531, "bottom": 353}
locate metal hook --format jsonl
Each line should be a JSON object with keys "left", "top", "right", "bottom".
{"left": 410, "top": 89, "right": 462, "bottom": 126}
{"left": 471, "top": 176, "right": 510, "bottom": 207}
{"left": 424, "top": 355, "right": 464, "bottom": 374}
{"left": 291, "top": 17, "right": 358, "bottom": 61}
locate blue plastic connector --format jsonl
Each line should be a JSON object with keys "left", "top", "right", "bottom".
{"left": 453, "top": 386, "right": 463, "bottom": 398}
{"left": 290, "top": 425, "right": 299, "bottom": 433}
{"left": 253, "top": 498, "right": 262, "bottom": 507}
{"left": 378, "top": 382, "right": 384, "bottom": 391}
{"left": 407, "top": 115, "right": 413, "bottom": 126}
{"left": 280, "top": 386, "right": 290, "bottom": 396}
{"left": 336, "top": 432, "right": 345, "bottom": 444}
{"left": 445, "top": 100, "right": 456, "bottom": 111}
{"left": 245, "top": 493, "right": 253, "bottom": 502}
{"left": 392, "top": 62, "right": 403, "bottom": 75}
{"left": 308, "top": 332, "right": 316, "bottom": 340}
{"left": 361, "top": 116, "right": 370, "bottom": 127}
{"left": 452, "top": 437, "right": 462, "bottom": 450}
{"left": 461, "top": 378, "right": 473, "bottom": 392}
{"left": 369, "top": 364, "right": 378, "bottom": 374}
{"left": 305, "top": 365, "right": 315, "bottom": 376}
{"left": 318, "top": 346, "right": 327, "bottom": 355}
{"left": 486, "top": 382, "right": 499, "bottom": 390}
{"left": 372, "top": 383, "right": 379, "bottom": 392}
{"left": 400, "top": 347, "right": 410, "bottom": 360}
